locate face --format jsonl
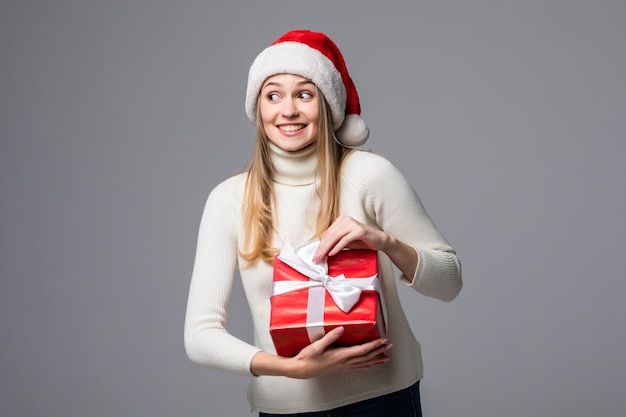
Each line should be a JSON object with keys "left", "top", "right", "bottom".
{"left": 258, "top": 73, "right": 319, "bottom": 152}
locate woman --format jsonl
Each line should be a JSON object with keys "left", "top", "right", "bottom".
{"left": 184, "top": 29, "right": 462, "bottom": 416}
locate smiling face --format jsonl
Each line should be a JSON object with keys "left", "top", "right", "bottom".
{"left": 258, "top": 73, "right": 320, "bottom": 152}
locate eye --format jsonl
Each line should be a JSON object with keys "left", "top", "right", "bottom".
{"left": 299, "top": 91, "right": 313, "bottom": 100}
{"left": 267, "top": 92, "right": 280, "bottom": 101}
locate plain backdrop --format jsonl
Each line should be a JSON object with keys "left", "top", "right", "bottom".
{"left": 1, "top": 1, "right": 625, "bottom": 416}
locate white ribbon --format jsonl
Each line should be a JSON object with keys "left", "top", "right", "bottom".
{"left": 274, "top": 240, "right": 380, "bottom": 313}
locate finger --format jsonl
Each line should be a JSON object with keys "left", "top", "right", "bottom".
{"left": 315, "top": 217, "right": 360, "bottom": 259}
{"left": 322, "top": 228, "right": 365, "bottom": 258}
{"left": 316, "top": 231, "right": 347, "bottom": 259}
{"left": 337, "top": 339, "right": 391, "bottom": 364}
{"left": 309, "top": 326, "right": 345, "bottom": 351}
{"left": 327, "top": 233, "right": 360, "bottom": 256}
{"left": 324, "top": 222, "right": 380, "bottom": 257}
{"left": 356, "top": 338, "right": 391, "bottom": 354}
{"left": 354, "top": 342, "right": 392, "bottom": 362}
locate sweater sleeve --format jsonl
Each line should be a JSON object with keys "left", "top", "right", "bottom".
{"left": 184, "top": 177, "right": 261, "bottom": 376}
{"left": 349, "top": 152, "right": 462, "bottom": 302}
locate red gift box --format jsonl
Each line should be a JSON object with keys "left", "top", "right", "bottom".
{"left": 270, "top": 245, "right": 386, "bottom": 357}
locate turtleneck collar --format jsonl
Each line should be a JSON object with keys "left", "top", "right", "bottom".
{"left": 269, "top": 141, "right": 318, "bottom": 186}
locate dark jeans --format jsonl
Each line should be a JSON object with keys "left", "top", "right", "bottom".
{"left": 260, "top": 381, "right": 422, "bottom": 417}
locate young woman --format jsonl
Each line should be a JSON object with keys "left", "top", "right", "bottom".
{"left": 184, "top": 29, "right": 462, "bottom": 416}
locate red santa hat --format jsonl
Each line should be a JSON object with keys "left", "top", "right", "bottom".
{"left": 245, "top": 30, "right": 369, "bottom": 147}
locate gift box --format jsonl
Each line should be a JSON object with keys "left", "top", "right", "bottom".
{"left": 270, "top": 240, "right": 386, "bottom": 357}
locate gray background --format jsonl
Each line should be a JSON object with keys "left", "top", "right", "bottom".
{"left": 1, "top": 1, "right": 625, "bottom": 416}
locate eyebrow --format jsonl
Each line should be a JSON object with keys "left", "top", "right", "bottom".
{"left": 262, "top": 80, "right": 315, "bottom": 89}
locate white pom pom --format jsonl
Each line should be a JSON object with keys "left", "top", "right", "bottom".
{"left": 334, "top": 114, "right": 369, "bottom": 147}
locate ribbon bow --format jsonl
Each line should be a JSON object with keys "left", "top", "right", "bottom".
{"left": 274, "top": 240, "right": 379, "bottom": 312}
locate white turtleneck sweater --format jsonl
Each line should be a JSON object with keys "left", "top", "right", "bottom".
{"left": 184, "top": 142, "right": 462, "bottom": 414}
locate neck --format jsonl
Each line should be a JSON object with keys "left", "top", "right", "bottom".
{"left": 269, "top": 141, "right": 318, "bottom": 186}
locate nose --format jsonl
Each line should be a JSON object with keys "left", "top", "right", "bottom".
{"left": 281, "top": 97, "right": 299, "bottom": 117}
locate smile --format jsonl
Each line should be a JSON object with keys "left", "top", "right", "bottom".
{"left": 278, "top": 124, "right": 306, "bottom": 132}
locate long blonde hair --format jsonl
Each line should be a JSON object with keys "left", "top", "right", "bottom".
{"left": 240, "top": 91, "right": 351, "bottom": 264}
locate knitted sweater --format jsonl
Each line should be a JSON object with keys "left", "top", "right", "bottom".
{"left": 184, "top": 142, "right": 462, "bottom": 414}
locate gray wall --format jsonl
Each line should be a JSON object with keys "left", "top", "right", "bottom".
{"left": 1, "top": 1, "right": 624, "bottom": 416}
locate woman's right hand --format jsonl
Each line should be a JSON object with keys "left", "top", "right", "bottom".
{"left": 250, "top": 326, "right": 392, "bottom": 379}
{"left": 289, "top": 326, "right": 392, "bottom": 379}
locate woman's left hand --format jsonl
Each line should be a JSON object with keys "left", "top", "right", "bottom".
{"left": 313, "top": 216, "right": 419, "bottom": 280}
{"left": 313, "top": 216, "right": 389, "bottom": 261}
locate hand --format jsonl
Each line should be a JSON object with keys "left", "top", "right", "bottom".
{"left": 313, "top": 216, "right": 419, "bottom": 280}
{"left": 288, "top": 326, "right": 392, "bottom": 379}
{"left": 249, "top": 327, "right": 392, "bottom": 378}
{"left": 313, "top": 216, "right": 390, "bottom": 261}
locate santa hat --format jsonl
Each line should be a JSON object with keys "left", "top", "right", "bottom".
{"left": 245, "top": 30, "right": 369, "bottom": 147}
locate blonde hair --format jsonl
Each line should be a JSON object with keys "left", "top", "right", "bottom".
{"left": 240, "top": 91, "right": 351, "bottom": 264}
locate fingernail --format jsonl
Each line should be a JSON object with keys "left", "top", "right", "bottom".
{"left": 312, "top": 252, "right": 321, "bottom": 262}
{"left": 333, "top": 326, "right": 345, "bottom": 335}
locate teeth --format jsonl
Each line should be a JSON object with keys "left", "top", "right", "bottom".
{"left": 279, "top": 124, "right": 305, "bottom": 131}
